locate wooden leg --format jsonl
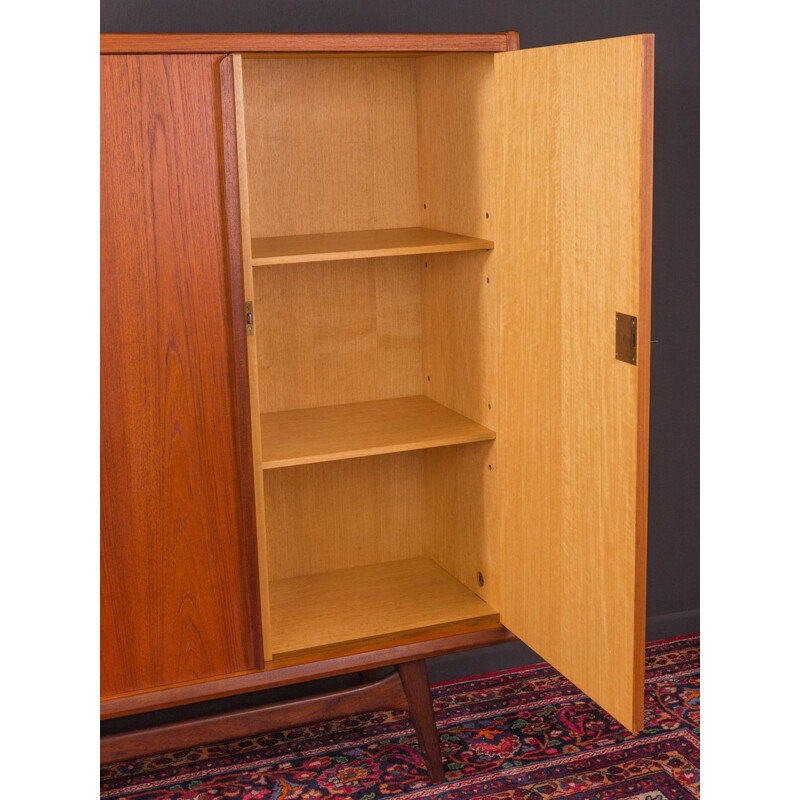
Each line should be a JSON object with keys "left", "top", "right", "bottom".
{"left": 397, "top": 660, "right": 446, "bottom": 783}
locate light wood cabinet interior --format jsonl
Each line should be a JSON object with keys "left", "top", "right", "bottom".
{"left": 234, "top": 53, "right": 499, "bottom": 658}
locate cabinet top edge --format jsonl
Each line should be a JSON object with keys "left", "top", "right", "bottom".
{"left": 100, "top": 31, "right": 520, "bottom": 55}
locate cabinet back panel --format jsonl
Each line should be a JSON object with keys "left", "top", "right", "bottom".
{"left": 101, "top": 54, "right": 259, "bottom": 696}
{"left": 254, "top": 257, "right": 423, "bottom": 413}
{"left": 263, "top": 452, "right": 426, "bottom": 581}
{"left": 242, "top": 57, "right": 421, "bottom": 238}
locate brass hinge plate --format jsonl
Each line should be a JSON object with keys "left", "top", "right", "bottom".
{"left": 245, "top": 300, "right": 254, "bottom": 336}
{"left": 615, "top": 312, "right": 637, "bottom": 365}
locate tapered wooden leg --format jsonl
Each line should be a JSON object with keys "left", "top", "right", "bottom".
{"left": 397, "top": 660, "right": 446, "bottom": 783}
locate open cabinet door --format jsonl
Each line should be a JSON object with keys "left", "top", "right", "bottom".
{"left": 494, "top": 35, "right": 653, "bottom": 732}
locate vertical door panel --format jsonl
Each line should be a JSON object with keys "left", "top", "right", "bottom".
{"left": 494, "top": 35, "right": 653, "bottom": 731}
{"left": 101, "top": 54, "right": 262, "bottom": 697}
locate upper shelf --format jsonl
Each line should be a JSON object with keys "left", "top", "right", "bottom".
{"left": 250, "top": 226, "right": 494, "bottom": 266}
{"left": 261, "top": 395, "right": 496, "bottom": 469}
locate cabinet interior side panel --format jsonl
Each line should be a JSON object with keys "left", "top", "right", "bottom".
{"left": 423, "top": 442, "right": 499, "bottom": 608}
{"left": 416, "top": 53, "right": 498, "bottom": 603}
{"left": 242, "top": 57, "right": 421, "bottom": 238}
{"left": 253, "top": 257, "right": 423, "bottom": 413}
{"left": 263, "top": 452, "right": 427, "bottom": 581}
{"left": 415, "top": 53, "right": 495, "bottom": 241}
{"left": 231, "top": 54, "right": 272, "bottom": 660}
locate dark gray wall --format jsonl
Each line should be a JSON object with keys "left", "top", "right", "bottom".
{"left": 101, "top": 0, "right": 699, "bottom": 643}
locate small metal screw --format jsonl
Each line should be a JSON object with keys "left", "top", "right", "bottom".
{"left": 477, "top": 572, "right": 485, "bottom": 587}
{"left": 486, "top": 277, "right": 490, "bottom": 283}
{"left": 488, "top": 464, "right": 493, "bottom": 471}
{"left": 427, "top": 375, "right": 431, "bottom": 381}
{"left": 485, "top": 212, "right": 489, "bottom": 219}
{"left": 423, "top": 203, "right": 427, "bottom": 209}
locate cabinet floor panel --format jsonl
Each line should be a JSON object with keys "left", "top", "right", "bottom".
{"left": 269, "top": 557, "right": 498, "bottom": 656}
{"left": 261, "top": 395, "right": 496, "bottom": 469}
{"left": 251, "top": 226, "right": 493, "bottom": 266}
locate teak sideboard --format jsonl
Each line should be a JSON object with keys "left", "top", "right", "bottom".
{"left": 100, "top": 31, "right": 654, "bottom": 774}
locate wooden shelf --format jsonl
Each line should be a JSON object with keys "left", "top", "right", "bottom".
{"left": 261, "top": 395, "right": 495, "bottom": 469}
{"left": 269, "top": 557, "right": 498, "bottom": 656}
{"left": 250, "top": 226, "right": 494, "bottom": 266}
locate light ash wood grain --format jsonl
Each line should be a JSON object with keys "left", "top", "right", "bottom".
{"left": 241, "top": 57, "right": 420, "bottom": 238}
{"left": 260, "top": 395, "right": 496, "bottom": 469}
{"left": 232, "top": 55, "right": 272, "bottom": 660}
{"left": 253, "top": 256, "right": 423, "bottom": 414}
{"left": 263, "top": 452, "right": 425, "bottom": 581}
{"left": 269, "top": 558, "right": 499, "bottom": 656}
{"left": 494, "top": 35, "right": 652, "bottom": 733}
{"left": 251, "top": 227, "right": 492, "bottom": 265}
{"left": 416, "top": 54, "right": 500, "bottom": 608}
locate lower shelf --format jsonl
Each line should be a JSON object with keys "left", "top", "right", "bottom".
{"left": 269, "top": 557, "right": 498, "bottom": 657}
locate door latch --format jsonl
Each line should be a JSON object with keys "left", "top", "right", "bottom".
{"left": 615, "top": 312, "right": 637, "bottom": 365}
{"left": 245, "top": 301, "right": 254, "bottom": 336}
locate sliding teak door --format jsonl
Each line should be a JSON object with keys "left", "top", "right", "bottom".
{"left": 101, "top": 54, "right": 264, "bottom": 696}
{"left": 494, "top": 35, "right": 654, "bottom": 731}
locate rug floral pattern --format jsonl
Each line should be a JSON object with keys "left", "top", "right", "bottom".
{"left": 101, "top": 635, "right": 699, "bottom": 799}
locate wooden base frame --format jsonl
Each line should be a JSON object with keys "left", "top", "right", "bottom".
{"left": 101, "top": 659, "right": 445, "bottom": 782}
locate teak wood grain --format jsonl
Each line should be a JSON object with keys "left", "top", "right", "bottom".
{"left": 100, "top": 54, "right": 260, "bottom": 696}
{"left": 397, "top": 661, "right": 446, "bottom": 782}
{"left": 101, "top": 624, "right": 515, "bottom": 720}
{"left": 493, "top": 35, "right": 653, "bottom": 732}
{"left": 260, "top": 396, "right": 496, "bottom": 468}
{"left": 100, "top": 32, "right": 520, "bottom": 55}
{"left": 102, "top": 670, "right": 410, "bottom": 764}
{"left": 634, "top": 35, "right": 655, "bottom": 708}
{"left": 268, "top": 558, "right": 499, "bottom": 656}
{"left": 250, "top": 227, "right": 493, "bottom": 265}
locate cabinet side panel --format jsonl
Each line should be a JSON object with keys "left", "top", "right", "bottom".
{"left": 416, "top": 54, "right": 500, "bottom": 608}
{"left": 495, "top": 36, "right": 652, "bottom": 732}
{"left": 229, "top": 54, "right": 272, "bottom": 660}
{"left": 101, "top": 54, "right": 259, "bottom": 696}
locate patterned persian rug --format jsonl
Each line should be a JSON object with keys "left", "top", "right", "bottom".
{"left": 101, "top": 634, "right": 699, "bottom": 799}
